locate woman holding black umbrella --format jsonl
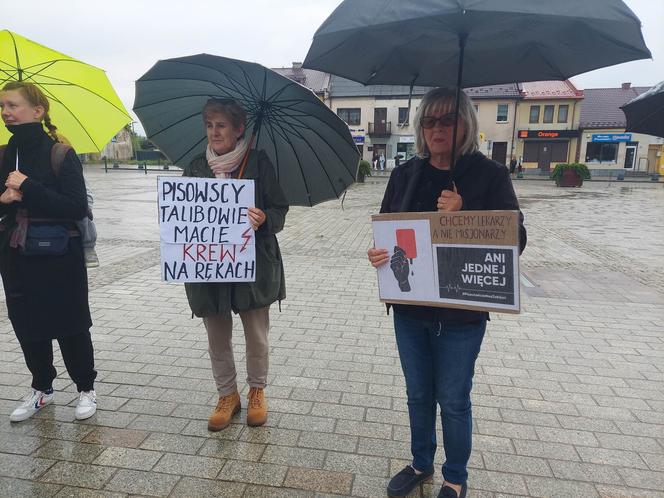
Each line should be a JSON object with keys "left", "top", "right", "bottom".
{"left": 182, "top": 98, "right": 288, "bottom": 432}
{"left": 368, "top": 87, "right": 526, "bottom": 498}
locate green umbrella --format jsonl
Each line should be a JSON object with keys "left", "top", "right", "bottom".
{"left": 0, "top": 30, "right": 132, "bottom": 153}
{"left": 134, "top": 54, "right": 359, "bottom": 207}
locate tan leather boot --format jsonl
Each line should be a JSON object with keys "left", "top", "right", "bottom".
{"left": 208, "top": 391, "right": 240, "bottom": 431}
{"left": 246, "top": 387, "right": 267, "bottom": 427}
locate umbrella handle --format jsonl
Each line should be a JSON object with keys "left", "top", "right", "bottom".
{"left": 237, "top": 134, "right": 256, "bottom": 179}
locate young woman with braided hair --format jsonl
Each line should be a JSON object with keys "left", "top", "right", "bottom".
{"left": 0, "top": 81, "right": 98, "bottom": 421}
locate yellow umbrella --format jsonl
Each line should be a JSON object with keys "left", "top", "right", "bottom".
{"left": 0, "top": 30, "right": 131, "bottom": 153}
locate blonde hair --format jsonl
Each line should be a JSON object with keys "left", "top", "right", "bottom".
{"left": 414, "top": 87, "right": 479, "bottom": 159}
{"left": 1, "top": 81, "right": 61, "bottom": 142}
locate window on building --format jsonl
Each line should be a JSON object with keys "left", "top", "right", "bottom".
{"left": 529, "top": 105, "right": 540, "bottom": 123}
{"left": 398, "top": 107, "right": 410, "bottom": 125}
{"left": 557, "top": 105, "right": 569, "bottom": 123}
{"left": 496, "top": 104, "right": 508, "bottom": 122}
{"left": 585, "top": 142, "right": 618, "bottom": 163}
{"left": 337, "top": 108, "right": 361, "bottom": 126}
{"left": 543, "top": 105, "right": 554, "bottom": 123}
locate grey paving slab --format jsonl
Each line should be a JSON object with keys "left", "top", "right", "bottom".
{"left": 0, "top": 171, "right": 662, "bottom": 497}
{"left": 103, "top": 468, "right": 179, "bottom": 496}
{"left": 0, "top": 476, "right": 61, "bottom": 497}
{"left": 92, "top": 446, "right": 162, "bottom": 471}
{"left": 33, "top": 440, "right": 105, "bottom": 464}
{"left": 170, "top": 476, "right": 246, "bottom": 497}
{"left": 283, "top": 467, "right": 354, "bottom": 495}
{"left": 39, "top": 461, "right": 116, "bottom": 489}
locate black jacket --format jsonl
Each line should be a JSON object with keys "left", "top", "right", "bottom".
{"left": 0, "top": 126, "right": 91, "bottom": 342}
{"left": 380, "top": 152, "right": 527, "bottom": 323}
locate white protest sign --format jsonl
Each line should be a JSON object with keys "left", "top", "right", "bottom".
{"left": 158, "top": 177, "right": 256, "bottom": 283}
{"left": 372, "top": 211, "right": 521, "bottom": 313}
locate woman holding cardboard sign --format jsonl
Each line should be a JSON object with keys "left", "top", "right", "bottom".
{"left": 182, "top": 98, "right": 288, "bottom": 431}
{"left": 368, "top": 87, "right": 526, "bottom": 498}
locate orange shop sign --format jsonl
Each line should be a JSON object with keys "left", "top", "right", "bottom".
{"left": 518, "top": 130, "right": 580, "bottom": 139}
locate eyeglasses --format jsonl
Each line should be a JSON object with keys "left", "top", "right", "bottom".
{"left": 419, "top": 114, "right": 457, "bottom": 129}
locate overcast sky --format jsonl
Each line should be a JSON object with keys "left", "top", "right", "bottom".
{"left": 4, "top": 0, "right": 663, "bottom": 135}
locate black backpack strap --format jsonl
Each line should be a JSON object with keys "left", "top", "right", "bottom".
{"left": 50, "top": 143, "right": 73, "bottom": 178}
{"left": 0, "top": 145, "right": 6, "bottom": 169}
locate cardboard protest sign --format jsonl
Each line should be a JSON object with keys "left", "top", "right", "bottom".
{"left": 372, "top": 211, "right": 520, "bottom": 313}
{"left": 158, "top": 177, "right": 255, "bottom": 283}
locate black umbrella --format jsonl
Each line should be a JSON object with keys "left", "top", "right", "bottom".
{"left": 621, "top": 81, "right": 664, "bottom": 138}
{"left": 303, "top": 0, "right": 651, "bottom": 88}
{"left": 303, "top": 0, "right": 651, "bottom": 169}
{"left": 134, "top": 54, "right": 359, "bottom": 207}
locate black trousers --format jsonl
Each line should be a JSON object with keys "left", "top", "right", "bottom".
{"left": 19, "top": 332, "right": 97, "bottom": 392}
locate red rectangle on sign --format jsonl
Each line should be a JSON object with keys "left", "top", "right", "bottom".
{"left": 396, "top": 229, "right": 417, "bottom": 259}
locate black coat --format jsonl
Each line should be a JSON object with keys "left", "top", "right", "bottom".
{"left": 379, "top": 152, "right": 527, "bottom": 323}
{"left": 0, "top": 126, "right": 91, "bottom": 343}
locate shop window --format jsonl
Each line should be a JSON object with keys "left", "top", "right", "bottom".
{"left": 551, "top": 142, "right": 568, "bottom": 161}
{"left": 523, "top": 142, "right": 540, "bottom": 162}
{"left": 398, "top": 107, "right": 410, "bottom": 125}
{"left": 337, "top": 108, "right": 361, "bottom": 125}
{"left": 522, "top": 141, "right": 568, "bottom": 162}
{"left": 557, "top": 105, "right": 569, "bottom": 123}
{"left": 543, "top": 105, "right": 554, "bottom": 123}
{"left": 586, "top": 142, "right": 618, "bottom": 163}
{"left": 529, "top": 105, "right": 540, "bottom": 123}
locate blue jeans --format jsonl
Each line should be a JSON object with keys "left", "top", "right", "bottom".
{"left": 394, "top": 311, "right": 486, "bottom": 485}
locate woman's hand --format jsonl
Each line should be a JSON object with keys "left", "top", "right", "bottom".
{"left": 437, "top": 183, "right": 462, "bottom": 212}
{"left": 5, "top": 171, "right": 28, "bottom": 191}
{"left": 248, "top": 207, "right": 266, "bottom": 230}
{"left": 367, "top": 247, "right": 389, "bottom": 268}
{"left": 0, "top": 188, "right": 23, "bottom": 204}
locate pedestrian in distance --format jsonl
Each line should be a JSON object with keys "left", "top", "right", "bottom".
{"left": 0, "top": 81, "right": 98, "bottom": 422}
{"left": 367, "top": 87, "right": 526, "bottom": 498}
{"left": 509, "top": 157, "right": 517, "bottom": 176}
{"left": 379, "top": 152, "right": 386, "bottom": 171}
{"left": 182, "top": 97, "right": 288, "bottom": 432}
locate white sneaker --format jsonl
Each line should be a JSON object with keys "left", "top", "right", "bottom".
{"left": 10, "top": 389, "right": 54, "bottom": 422}
{"left": 75, "top": 390, "right": 97, "bottom": 420}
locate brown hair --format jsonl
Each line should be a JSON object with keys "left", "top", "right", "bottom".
{"left": 202, "top": 98, "right": 247, "bottom": 134}
{"left": 1, "top": 81, "right": 61, "bottom": 142}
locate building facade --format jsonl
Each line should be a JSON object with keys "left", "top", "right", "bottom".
{"left": 276, "top": 68, "right": 663, "bottom": 176}
{"left": 272, "top": 62, "right": 331, "bottom": 103}
{"left": 328, "top": 76, "right": 523, "bottom": 168}
{"left": 577, "top": 83, "right": 663, "bottom": 175}
{"left": 514, "top": 81, "right": 583, "bottom": 172}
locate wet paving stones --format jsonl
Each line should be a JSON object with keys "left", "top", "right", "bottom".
{"left": 0, "top": 169, "right": 662, "bottom": 496}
